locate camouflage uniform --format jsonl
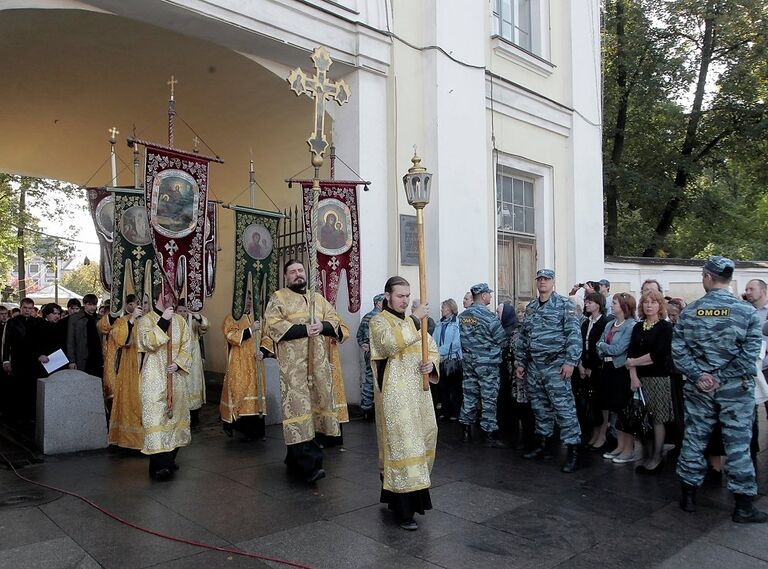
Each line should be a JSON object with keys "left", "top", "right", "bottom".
{"left": 672, "top": 277, "right": 761, "bottom": 496}
{"left": 515, "top": 277, "right": 582, "bottom": 445}
{"left": 458, "top": 286, "right": 507, "bottom": 434}
{"left": 357, "top": 294, "right": 384, "bottom": 413}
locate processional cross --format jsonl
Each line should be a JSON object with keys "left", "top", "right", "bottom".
{"left": 287, "top": 47, "right": 351, "bottom": 380}
{"left": 287, "top": 47, "right": 351, "bottom": 318}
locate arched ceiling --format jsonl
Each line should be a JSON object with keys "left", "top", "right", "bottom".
{"left": 0, "top": 8, "right": 320, "bottom": 209}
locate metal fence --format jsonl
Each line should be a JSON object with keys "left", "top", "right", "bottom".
{"left": 275, "top": 205, "right": 307, "bottom": 290}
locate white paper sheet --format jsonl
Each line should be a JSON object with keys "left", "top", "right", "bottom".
{"left": 43, "top": 349, "right": 69, "bottom": 374}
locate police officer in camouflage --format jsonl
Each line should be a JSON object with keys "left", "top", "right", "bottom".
{"left": 672, "top": 256, "right": 767, "bottom": 523}
{"left": 515, "top": 269, "right": 583, "bottom": 473}
{"left": 357, "top": 293, "right": 384, "bottom": 420}
{"left": 458, "top": 283, "right": 508, "bottom": 447}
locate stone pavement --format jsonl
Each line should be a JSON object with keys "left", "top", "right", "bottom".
{"left": 1, "top": 410, "right": 768, "bottom": 569}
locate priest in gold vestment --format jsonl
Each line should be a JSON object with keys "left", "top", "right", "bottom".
{"left": 98, "top": 311, "right": 117, "bottom": 402}
{"left": 221, "top": 292, "right": 269, "bottom": 440}
{"left": 265, "top": 260, "right": 345, "bottom": 483}
{"left": 370, "top": 276, "right": 439, "bottom": 531}
{"left": 137, "top": 298, "right": 193, "bottom": 481}
{"left": 108, "top": 294, "right": 144, "bottom": 450}
{"left": 175, "top": 299, "right": 209, "bottom": 427}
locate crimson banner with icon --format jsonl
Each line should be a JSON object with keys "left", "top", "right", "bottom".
{"left": 300, "top": 181, "right": 361, "bottom": 313}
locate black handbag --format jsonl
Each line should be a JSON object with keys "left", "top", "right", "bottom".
{"left": 441, "top": 354, "right": 462, "bottom": 377}
{"left": 618, "top": 387, "right": 654, "bottom": 439}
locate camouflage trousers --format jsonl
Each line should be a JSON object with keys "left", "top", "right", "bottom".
{"left": 360, "top": 351, "right": 374, "bottom": 412}
{"left": 459, "top": 361, "right": 500, "bottom": 433}
{"left": 677, "top": 378, "right": 757, "bottom": 495}
{"left": 526, "top": 360, "right": 581, "bottom": 445}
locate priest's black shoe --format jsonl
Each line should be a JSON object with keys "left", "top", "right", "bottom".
{"left": 399, "top": 518, "right": 418, "bottom": 531}
{"left": 482, "top": 431, "right": 507, "bottom": 448}
{"left": 679, "top": 482, "right": 697, "bottom": 513}
{"left": 561, "top": 444, "right": 578, "bottom": 473}
{"left": 732, "top": 494, "right": 768, "bottom": 523}
{"left": 306, "top": 468, "right": 326, "bottom": 483}
{"left": 151, "top": 468, "right": 173, "bottom": 482}
{"left": 523, "top": 436, "right": 552, "bottom": 459}
{"left": 461, "top": 425, "right": 472, "bottom": 443}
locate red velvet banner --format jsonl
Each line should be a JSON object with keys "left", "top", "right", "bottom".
{"left": 86, "top": 187, "right": 113, "bottom": 292}
{"left": 144, "top": 145, "right": 210, "bottom": 311}
{"left": 301, "top": 181, "right": 361, "bottom": 313}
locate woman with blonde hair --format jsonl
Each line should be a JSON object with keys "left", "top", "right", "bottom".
{"left": 626, "top": 290, "right": 674, "bottom": 473}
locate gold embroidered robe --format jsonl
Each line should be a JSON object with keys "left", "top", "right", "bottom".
{"left": 186, "top": 314, "right": 209, "bottom": 410}
{"left": 220, "top": 314, "right": 267, "bottom": 422}
{"left": 327, "top": 320, "right": 350, "bottom": 423}
{"left": 370, "top": 310, "right": 440, "bottom": 493}
{"left": 98, "top": 315, "right": 116, "bottom": 399}
{"left": 108, "top": 315, "right": 143, "bottom": 449}
{"left": 264, "top": 288, "right": 344, "bottom": 445}
{"left": 136, "top": 312, "right": 192, "bottom": 455}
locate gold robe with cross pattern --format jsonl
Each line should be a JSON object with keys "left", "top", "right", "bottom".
{"left": 107, "top": 315, "right": 143, "bottom": 449}
{"left": 264, "top": 288, "right": 344, "bottom": 445}
{"left": 185, "top": 314, "right": 210, "bottom": 411}
{"left": 220, "top": 314, "right": 268, "bottom": 422}
{"left": 98, "top": 314, "right": 116, "bottom": 400}
{"left": 136, "top": 311, "right": 192, "bottom": 455}
{"left": 370, "top": 309, "right": 440, "bottom": 493}
{"left": 328, "top": 318, "right": 351, "bottom": 423}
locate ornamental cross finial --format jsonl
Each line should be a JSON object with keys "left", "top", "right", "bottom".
{"left": 287, "top": 47, "right": 351, "bottom": 166}
{"left": 167, "top": 75, "right": 178, "bottom": 101}
{"left": 109, "top": 126, "right": 119, "bottom": 143}
{"left": 192, "top": 136, "right": 200, "bottom": 153}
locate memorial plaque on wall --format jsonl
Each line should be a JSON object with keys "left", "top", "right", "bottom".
{"left": 399, "top": 214, "right": 418, "bottom": 266}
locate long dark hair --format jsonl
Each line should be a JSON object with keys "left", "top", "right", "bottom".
{"left": 382, "top": 276, "right": 410, "bottom": 310}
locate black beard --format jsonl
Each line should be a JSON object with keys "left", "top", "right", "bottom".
{"left": 288, "top": 282, "right": 307, "bottom": 294}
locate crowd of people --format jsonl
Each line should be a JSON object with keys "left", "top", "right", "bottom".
{"left": 357, "top": 257, "right": 768, "bottom": 526}
{"left": 1, "top": 255, "right": 766, "bottom": 532}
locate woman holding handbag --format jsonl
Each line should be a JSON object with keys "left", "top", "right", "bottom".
{"left": 433, "top": 299, "right": 463, "bottom": 421}
{"left": 596, "top": 293, "right": 638, "bottom": 463}
{"left": 626, "top": 290, "right": 674, "bottom": 474}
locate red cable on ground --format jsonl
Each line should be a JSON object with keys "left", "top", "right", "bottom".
{"left": 1, "top": 453, "right": 313, "bottom": 569}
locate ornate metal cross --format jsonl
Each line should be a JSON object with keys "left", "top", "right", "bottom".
{"left": 109, "top": 126, "right": 119, "bottom": 143}
{"left": 167, "top": 75, "right": 178, "bottom": 101}
{"left": 287, "top": 47, "right": 351, "bottom": 166}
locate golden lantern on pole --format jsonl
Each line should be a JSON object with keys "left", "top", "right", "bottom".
{"left": 402, "top": 151, "right": 432, "bottom": 391}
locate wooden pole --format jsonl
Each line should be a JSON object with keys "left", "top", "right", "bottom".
{"left": 416, "top": 207, "right": 429, "bottom": 391}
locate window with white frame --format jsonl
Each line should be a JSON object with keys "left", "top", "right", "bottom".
{"left": 494, "top": 0, "right": 532, "bottom": 52}
{"left": 496, "top": 166, "right": 534, "bottom": 235}
{"left": 29, "top": 263, "right": 40, "bottom": 274}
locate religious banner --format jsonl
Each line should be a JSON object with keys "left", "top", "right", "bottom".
{"left": 300, "top": 181, "right": 361, "bottom": 312}
{"left": 230, "top": 206, "right": 281, "bottom": 320}
{"left": 87, "top": 187, "right": 114, "bottom": 291}
{"left": 110, "top": 189, "right": 162, "bottom": 315}
{"left": 204, "top": 201, "right": 218, "bottom": 297}
{"left": 143, "top": 143, "right": 210, "bottom": 311}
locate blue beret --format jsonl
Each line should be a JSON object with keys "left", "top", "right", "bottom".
{"left": 536, "top": 269, "right": 555, "bottom": 280}
{"left": 470, "top": 283, "right": 493, "bottom": 295}
{"left": 703, "top": 256, "right": 734, "bottom": 278}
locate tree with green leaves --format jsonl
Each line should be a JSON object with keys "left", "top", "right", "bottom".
{"left": 603, "top": 0, "right": 768, "bottom": 258}
{"left": 61, "top": 262, "right": 102, "bottom": 297}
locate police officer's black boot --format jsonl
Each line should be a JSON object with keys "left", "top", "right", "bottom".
{"left": 732, "top": 494, "right": 768, "bottom": 523}
{"left": 461, "top": 424, "right": 472, "bottom": 443}
{"left": 523, "top": 436, "right": 552, "bottom": 459}
{"left": 483, "top": 430, "right": 507, "bottom": 448}
{"left": 561, "top": 444, "right": 578, "bottom": 473}
{"left": 679, "top": 482, "right": 697, "bottom": 513}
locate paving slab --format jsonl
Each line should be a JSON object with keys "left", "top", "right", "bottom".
{"left": 0, "top": 536, "right": 101, "bottom": 569}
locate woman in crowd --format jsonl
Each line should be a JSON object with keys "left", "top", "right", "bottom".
{"left": 509, "top": 302, "right": 535, "bottom": 450}
{"left": 496, "top": 302, "right": 518, "bottom": 438}
{"left": 432, "top": 299, "right": 462, "bottom": 421}
{"left": 577, "top": 292, "right": 611, "bottom": 450}
{"left": 596, "top": 293, "right": 638, "bottom": 463}
{"left": 626, "top": 290, "right": 674, "bottom": 473}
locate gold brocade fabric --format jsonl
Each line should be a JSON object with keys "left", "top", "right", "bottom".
{"left": 186, "top": 314, "right": 209, "bottom": 410}
{"left": 220, "top": 314, "right": 267, "bottom": 422}
{"left": 265, "top": 288, "right": 344, "bottom": 445}
{"left": 136, "top": 312, "right": 192, "bottom": 455}
{"left": 98, "top": 315, "right": 116, "bottom": 399}
{"left": 108, "top": 316, "right": 143, "bottom": 450}
{"left": 370, "top": 310, "right": 440, "bottom": 493}
{"left": 328, "top": 318, "right": 350, "bottom": 423}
